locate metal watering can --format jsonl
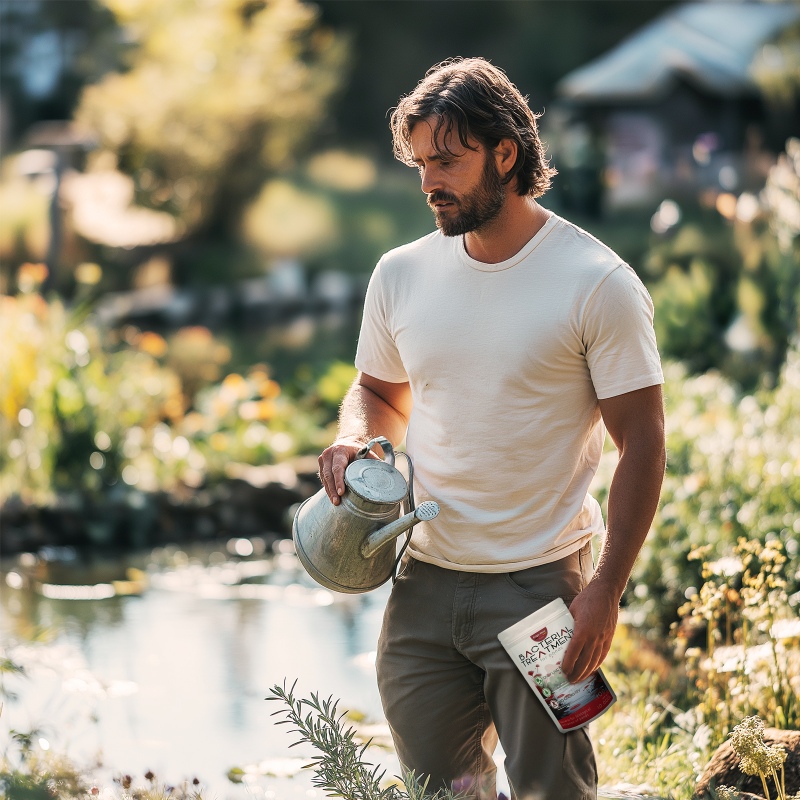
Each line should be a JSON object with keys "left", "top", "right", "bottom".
{"left": 292, "top": 436, "right": 439, "bottom": 593}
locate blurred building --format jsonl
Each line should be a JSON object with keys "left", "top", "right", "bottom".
{"left": 553, "top": 1, "right": 800, "bottom": 211}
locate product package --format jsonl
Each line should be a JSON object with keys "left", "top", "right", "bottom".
{"left": 497, "top": 597, "right": 616, "bottom": 732}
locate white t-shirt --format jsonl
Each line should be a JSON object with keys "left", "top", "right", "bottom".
{"left": 354, "top": 213, "right": 663, "bottom": 572}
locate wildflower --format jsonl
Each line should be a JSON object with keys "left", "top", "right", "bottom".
{"left": 75, "top": 262, "right": 103, "bottom": 285}
{"left": 729, "top": 716, "right": 789, "bottom": 800}
{"left": 730, "top": 715, "right": 765, "bottom": 757}
{"left": 17, "top": 262, "right": 49, "bottom": 292}
{"left": 706, "top": 556, "right": 743, "bottom": 578}
{"left": 138, "top": 332, "right": 168, "bottom": 358}
{"left": 765, "top": 744, "right": 787, "bottom": 771}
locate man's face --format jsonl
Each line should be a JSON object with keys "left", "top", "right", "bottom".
{"left": 410, "top": 119, "right": 507, "bottom": 237}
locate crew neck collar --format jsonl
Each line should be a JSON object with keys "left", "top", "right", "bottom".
{"left": 456, "top": 211, "right": 559, "bottom": 273}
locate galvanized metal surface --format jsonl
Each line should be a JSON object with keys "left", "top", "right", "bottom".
{"left": 293, "top": 438, "right": 439, "bottom": 594}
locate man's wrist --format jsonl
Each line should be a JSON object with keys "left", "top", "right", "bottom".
{"left": 334, "top": 434, "right": 370, "bottom": 447}
{"left": 585, "top": 574, "right": 627, "bottom": 604}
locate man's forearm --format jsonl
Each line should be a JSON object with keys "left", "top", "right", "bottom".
{"left": 337, "top": 381, "right": 409, "bottom": 447}
{"left": 591, "top": 435, "right": 666, "bottom": 600}
{"left": 320, "top": 375, "right": 411, "bottom": 504}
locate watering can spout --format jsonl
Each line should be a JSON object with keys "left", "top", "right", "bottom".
{"left": 360, "top": 501, "right": 440, "bottom": 559}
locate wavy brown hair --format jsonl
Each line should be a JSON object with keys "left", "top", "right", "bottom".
{"left": 390, "top": 57, "right": 556, "bottom": 197}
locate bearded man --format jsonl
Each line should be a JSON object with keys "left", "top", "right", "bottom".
{"left": 318, "top": 58, "right": 666, "bottom": 800}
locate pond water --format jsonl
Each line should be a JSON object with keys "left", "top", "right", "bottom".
{"left": 0, "top": 543, "right": 647, "bottom": 800}
{"left": 0, "top": 541, "right": 401, "bottom": 799}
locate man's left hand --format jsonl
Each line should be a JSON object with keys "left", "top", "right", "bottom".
{"left": 561, "top": 581, "right": 620, "bottom": 683}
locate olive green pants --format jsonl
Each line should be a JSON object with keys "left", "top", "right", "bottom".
{"left": 376, "top": 543, "right": 598, "bottom": 800}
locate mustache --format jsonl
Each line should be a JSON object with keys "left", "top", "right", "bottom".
{"left": 427, "top": 191, "right": 459, "bottom": 207}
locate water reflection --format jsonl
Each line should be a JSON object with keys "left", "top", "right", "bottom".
{"left": 0, "top": 542, "right": 395, "bottom": 799}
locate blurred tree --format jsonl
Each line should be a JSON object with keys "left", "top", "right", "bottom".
{"left": 752, "top": 19, "right": 800, "bottom": 110}
{"left": 313, "top": 0, "right": 679, "bottom": 154}
{"left": 75, "top": 0, "right": 347, "bottom": 241}
{"left": 0, "top": 0, "right": 121, "bottom": 144}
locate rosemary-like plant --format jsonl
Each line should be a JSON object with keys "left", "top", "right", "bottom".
{"left": 267, "top": 682, "right": 460, "bottom": 800}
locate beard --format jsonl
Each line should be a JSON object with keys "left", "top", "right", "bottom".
{"left": 428, "top": 154, "right": 506, "bottom": 237}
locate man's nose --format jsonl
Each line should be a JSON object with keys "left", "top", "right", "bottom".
{"left": 420, "top": 166, "right": 441, "bottom": 195}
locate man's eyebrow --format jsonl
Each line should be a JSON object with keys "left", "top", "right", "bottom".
{"left": 411, "top": 153, "right": 451, "bottom": 164}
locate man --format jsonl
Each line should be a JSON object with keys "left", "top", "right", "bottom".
{"left": 318, "top": 58, "right": 666, "bottom": 800}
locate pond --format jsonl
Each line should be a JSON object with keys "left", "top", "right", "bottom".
{"left": 0, "top": 540, "right": 400, "bottom": 799}
{"left": 1, "top": 541, "right": 662, "bottom": 800}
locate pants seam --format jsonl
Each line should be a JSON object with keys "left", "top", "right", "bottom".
{"left": 473, "top": 683, "right": 486, "bottom": 793}
{"left": 453, "top": 571, "right": 478, "bottom": 647}
{"left": 451, "top": 572, "right": 460, "bottom": 645}
{"left": 467, "top": 572, "right": 478, "bottom": 642}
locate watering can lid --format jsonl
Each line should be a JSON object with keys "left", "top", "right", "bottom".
{"left": 345, "top": 459, "right": 408, "bottom": 504}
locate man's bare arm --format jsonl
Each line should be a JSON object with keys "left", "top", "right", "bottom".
{"left": 561, "top": 384, "right": 666, "bottom": 682}
{"left": 318, "top": 372, "right": 412, "bottom": 505}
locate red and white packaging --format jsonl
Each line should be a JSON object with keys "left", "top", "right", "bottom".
{"left": 497, "top": 597, "right": 616, "bottom": 732}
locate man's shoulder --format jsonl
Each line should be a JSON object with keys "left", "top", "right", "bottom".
{"left": 547, "top": 215, "right": 625, "bottom": 275}
{"left": 379, "top": 229, "right": 446, "bottom": 271}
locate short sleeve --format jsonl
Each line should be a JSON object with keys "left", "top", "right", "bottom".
{"left": 354, "top": 260, "right": 409, "bottom": 382}
{"left": 582, "top": 263, "right": 664, "bottom": 399}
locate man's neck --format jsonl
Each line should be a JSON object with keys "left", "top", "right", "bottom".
{"left": 463, "top": 196, "right": 550, "bottom": 264}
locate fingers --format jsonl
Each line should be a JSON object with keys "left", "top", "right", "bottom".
{"left": 562, "top": 609, "right": 613, "bottom": 683}
{"left": 318, "top": 442, "right": 360, "bottom": 505}
{"left": 564, "top": 639, "right": 605, "bottom": 684}
{"left": 561, "top": 634, "right": 583, "bottom": 682}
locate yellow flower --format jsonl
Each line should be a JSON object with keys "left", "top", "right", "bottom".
{"left": 258, "top": 378, "right": 281, "bottom": 399}
{"left": 17, "top": 262, "right": 48, "bottom": 293}
{"left": 75, "top": 262, "right": 103, "bottom": 285}
{"left": 138, "top": 331, "right": 168, "bottom": 358}
{"left": 209, "top": 432, "right": 228, "bottom": 451}
{"left": 238, "top": 400, "right": 275, "bottom": 421}
{"left": 221, "top": 373, "right": 249, "bottom": 400}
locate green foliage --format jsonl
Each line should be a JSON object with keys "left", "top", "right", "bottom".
{"left": 593, "top": 677, "right": 704, "bottom": 800}
{"left": 751, "top": 21, "right": 800, "bottom": 110}
{"left": 0, "top": 0, "right": 121, "bottom": 140}
{"left": 679, "top": 538, "right": 800, "bottom": 741}
{"left": 650, "top": 259, "right": 718, "bottom": 362}
{"left": 0, "top": 287, "right": 182, "bottom": 503}
{"left": 643, "top": 213, "right": 741, "bottom": 374}
{"left": 640, "top": 139, "right": 800, "bottom": 387}
{"left": 241, "top": 157, "right": 434, "bottom": 274}
{"left": 0, "top": 656, "right": 26, "bottom": 703}
{"left": 75, "top": 0, "right": 347, "bottom": 238}
{"left": 0, "top": 281, "right": 354, "bottom": 504}
{"left": 267, "top": 682, "right": 461, "bottom": 800}
{"left": 613, "top": 341, "right": 800, "bottom": 638}
{"left": 308, "top": 360, "right": 358, "bottom": 413}
{"left": 754, "top": 138, "right": 800, "bottom": 339}
{"left": 266, "top": 682, "right": 461, "bottom": 800}
{"left": 0, "top": 750, "right": 88, "bottom": 800}
{"left": 0, "top": 169, "right": 50, "bottom": 274}
{"left": 269, "top": 682, "right": 398, "bottom": 800}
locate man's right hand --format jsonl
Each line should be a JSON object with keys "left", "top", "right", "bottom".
{"left": 318, "top": 437, "right": 371, "bottom": 505}
{"left": 317, "top": 373, "right": 411, "bottom": 505}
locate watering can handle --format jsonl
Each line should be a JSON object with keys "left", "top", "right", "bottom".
{"left": 356, "top": 436, "right": 395, "bottom": 467}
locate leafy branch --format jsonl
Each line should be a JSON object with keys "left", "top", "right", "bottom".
{"left": 267, "top": 682, "right": 459, "bottom": 800}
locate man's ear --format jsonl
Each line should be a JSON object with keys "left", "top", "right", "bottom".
{"left": 494, "top": 138, "right": 518, "bottom": 178}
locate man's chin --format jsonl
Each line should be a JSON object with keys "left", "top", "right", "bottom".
{"left": 433, "top": 213, "right": 466, "bottom": 237}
